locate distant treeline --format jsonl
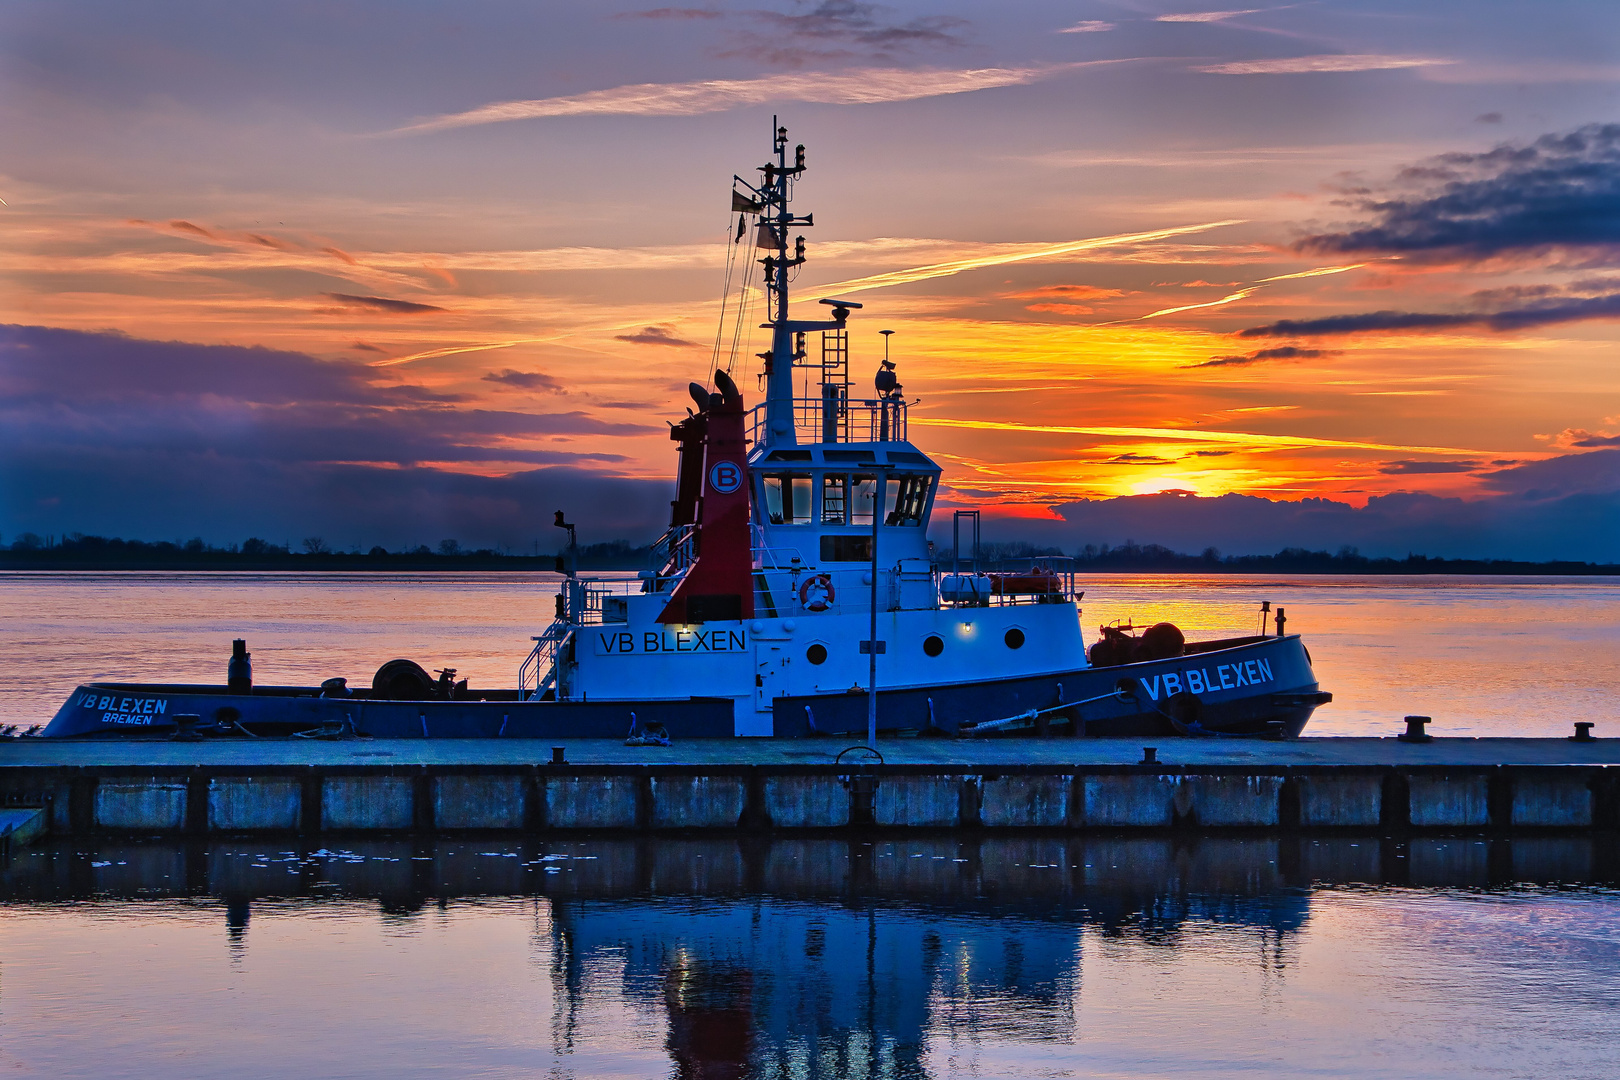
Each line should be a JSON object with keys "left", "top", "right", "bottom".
{"left": 943, "top": 540, "right": 1620, "bottom": 576}
{"left": 3, "top": 532, "right": 1617, "bottom": 575}
{"left": 0, "top": 533, "right": 651, "bottom": 571}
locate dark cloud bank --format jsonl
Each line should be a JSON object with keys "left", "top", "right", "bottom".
{"left": 1030, "top": 449, "right": 1620, "bottom": 563}
{"left": 1305, "top": 123, "right": 1620, "bottom": 260}
{"left": 5, "top": 324, "right": 1617, "bottom": 560}
{"left": 1245, "top": 124, "right": 1620, "bottom": 340}
{"left": 0, "top": 325, "right": 668, "bottom": 548}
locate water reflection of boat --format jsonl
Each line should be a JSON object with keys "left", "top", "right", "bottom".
{"left": 40, "top": 125, "right": 1328, "bottom": 741}
{"left": 6, "top": 836, "right": 1610, "bottom": 1075}
{"left": 554, "top": 897, "right": 1083, "bottom": 1076}
{"left": 538, "top": 838, "right": 1319, "bottom": 1075}
{"left": 1, "top": 835, "right": 1315, "bottom": 1077}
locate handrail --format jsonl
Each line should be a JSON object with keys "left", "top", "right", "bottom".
{"left": 650, "top": 523, "right": 699, "bottom": 577}
{"left": 517, "top": 620, "right": 572, "bottom": 700}
{"left": 936, "top": 557, "right": 1081, "bottom": 607}
{"left": 748, "top": 395, "right": 907, "bottom": 446}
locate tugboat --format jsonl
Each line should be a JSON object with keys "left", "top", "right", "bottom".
{"left": 39, "top": 125, "right": 1330, "bottom": 740}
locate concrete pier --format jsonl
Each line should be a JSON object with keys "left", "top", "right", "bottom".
{"left": 0, "top": 737, "right": 1615, "bottom": 838}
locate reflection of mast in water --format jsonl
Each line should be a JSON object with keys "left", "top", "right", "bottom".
{"left": 546, "top": 908, "right": 584, "bottom": 1064}
{"left": 547, "top": 896, "right": 1076, "bottom": 1078}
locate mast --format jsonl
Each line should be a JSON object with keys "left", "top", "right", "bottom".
{"left": 739, "top": 119, "right": 855, "bottom": 448}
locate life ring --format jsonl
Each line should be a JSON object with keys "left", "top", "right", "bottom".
{"left": 799, "top": 573, "right": 835, "bottom": 612}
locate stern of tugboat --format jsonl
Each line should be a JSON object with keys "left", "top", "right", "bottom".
{"left": 1082, "top": 632, "right": 1329, "bottom": 738}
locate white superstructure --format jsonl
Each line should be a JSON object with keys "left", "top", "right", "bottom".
{"left": 521, "top": 125, "right": 1089, "bottom": 735}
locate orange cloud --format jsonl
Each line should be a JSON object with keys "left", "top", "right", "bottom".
{"left": 420, "top": 262, "right": 457, "bottom": 288}
{"left": 1541, "top": 427, "right": 1620, "bottom": 449}
{"left": 1006, "top": 284, "right": 1129, "bottom": 300}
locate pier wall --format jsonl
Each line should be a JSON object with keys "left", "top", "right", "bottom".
{"left": 1, "top": 758, "right": 1614, "bottom": 837}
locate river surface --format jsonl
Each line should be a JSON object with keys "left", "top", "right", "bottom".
{"left": 2, "top": 572, "right": 1617, "bottom": 736}
{"left": 2, "top": 835, "right": 1618, "bottom": 1079}
{"left": 4, "top": 574, "right": 1620, "bottom": 1077}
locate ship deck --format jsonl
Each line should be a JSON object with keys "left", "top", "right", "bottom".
{"left": 2, "top": 735, "right": 1617, "bottom": 768}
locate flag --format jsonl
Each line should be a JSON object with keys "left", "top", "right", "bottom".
{"left": 731, "top": 190, "right": 761, "bottom": 214}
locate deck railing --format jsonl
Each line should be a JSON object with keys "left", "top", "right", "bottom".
{"left": 517, "top": 620, "right": 572, "bottom": 701}
{"left": 937, "top": 557, "right": 1081, "bottom": 608}
{"left": 747, "top": 396, "right": 908, "bottom": 446}
{"left": 649, "top": 523, "right": 699, "bottom": 577}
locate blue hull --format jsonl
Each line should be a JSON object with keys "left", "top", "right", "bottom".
{"left": 773, "top": 634, "right": 1327, "bottom": 738}
{"left": 40, "top": 635, "right": 1325, "bottom": 740}
{"left": 42, "top": 688, "right": 736, "bottom": 739}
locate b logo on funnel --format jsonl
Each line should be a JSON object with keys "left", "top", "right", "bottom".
{"left": 708, "top": 461, "right": 742, "bottom": 494}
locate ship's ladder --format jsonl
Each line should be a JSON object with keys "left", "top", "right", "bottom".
{"left": 518, "top": 619, "right": 573, "bottom": 702}
{"left": 647, "top": 523, "right": 699, "bottom": 584}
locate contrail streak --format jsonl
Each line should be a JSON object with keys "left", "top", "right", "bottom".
{"left": 1139, "top": 263, "right": 1370, "bottom": 321}
{"left": 372, "top": 341, "right": 527, "bottom": 366}
{"left": 1257, "top": 262, "right": 1368, "bottom": 282}
{"left": 1140, "top": 287, "right": 1258, "bottom": 319}
{"left": 801, "top": 220, "right": 1246, "bottom": 299}
{"left": 376, "top": 222, "right": 1248, "bottom": 364}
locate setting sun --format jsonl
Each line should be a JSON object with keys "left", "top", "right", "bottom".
{"left": 1129, "top": 476, "right": 1206, "bottom": 497}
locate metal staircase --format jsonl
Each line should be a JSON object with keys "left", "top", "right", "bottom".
{"left": 518, "top": 620, "right": 572, "bottom": 701}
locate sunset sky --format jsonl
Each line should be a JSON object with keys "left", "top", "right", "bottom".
{"left": 4, "top": 1, "right": 1619, "bottom": 558}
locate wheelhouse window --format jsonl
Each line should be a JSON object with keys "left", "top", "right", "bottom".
{"left": 850, "top": 473, "right": 878, "bottom": 526}
{"left": 886, "top": 474, "right": 932, "bottom": 526}
{"left": 821, "top": 474, "right": 848, "bottom": 525}
{"left": 761, "top": 474, "right": 811, "bottom": 524}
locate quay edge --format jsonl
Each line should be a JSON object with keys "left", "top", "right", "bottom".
{"left": 0, "top": 738, "right": 1617, "bottom": 837}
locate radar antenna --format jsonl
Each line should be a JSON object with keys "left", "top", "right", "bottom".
{"left": 731, "top": 118, "right": 851, "bottom": 448}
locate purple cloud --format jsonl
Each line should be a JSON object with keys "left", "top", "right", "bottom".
{"left": 1, "top": 325, "right": 663, "bottom": 547}
{"left": 1379, "top": 460, "right": 1479, "bottom": 474}
{"left": 613, "top": 325, "right": 699, "bottom": 347}
{"left": 483, "top": 368, "right": 564, "bottom": 392}
{"left": 322, "top": 293, "right": 446, "bottom": 314}
{"left": 1238, "top": 291, "right": 1620, "bottom": 337}
{"left": 1037, "top": 467, "right": 1620, "bottom": 562}
{"left": 1186, "top": 345, "right": 1329, "bottom": 367}
{"left": 1299, "top": 123, "right": 1620, "bottom": 262}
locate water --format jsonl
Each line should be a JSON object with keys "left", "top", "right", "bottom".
{"left": 5, "top": 573, "right": 1620, "bottom": 1076}
{"left": 3, "top": 571, "right": 1618, "bottom": 736}
{"left": 1, "top": 836, "right": 1618, "bottom": 1078}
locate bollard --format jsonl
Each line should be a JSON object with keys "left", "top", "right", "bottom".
{"left": 1397, "top": 715, "right": 1433, "bottom": 743}
{"left": 227, "top": 639, "right": 252, "bottom": 695}
{"left": 551, "top": 746, "right": 567, "bottom": 765}
{"left": 1140, "top": 747, "right": 1158, "bottom": 765}
{"left": 172, "top": 714, "right": 202, "bottom": 742}
{"left": 844, "top": 771, "right": 879, "bottom": 826}
{"left": 1571, "top": 722, "right": 1597, "bottom": 743}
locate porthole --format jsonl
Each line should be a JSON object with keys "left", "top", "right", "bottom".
{"left": 806, "top": 643, "right": 828, "bottom": 665}
{"left": 923, "top": 635, "right": 944, "bottom": 657}
{"left": 1004, "top": 628, "right": 1026, "bottom": 650}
